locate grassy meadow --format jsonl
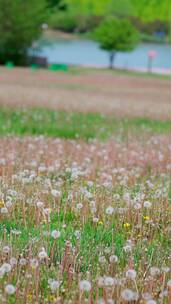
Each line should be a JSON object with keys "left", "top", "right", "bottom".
{"left": 0, "top": 68, "right": 171, "bottom": 304}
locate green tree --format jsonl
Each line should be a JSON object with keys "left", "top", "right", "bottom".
{"left": 94, "top": 17, "right": 139, "bottom": 69}
{"left": 0, "top": 0, "right": 48, "bottom": 65}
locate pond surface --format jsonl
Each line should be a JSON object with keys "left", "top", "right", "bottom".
{"left": 34, "top": 38, "right": 171, "bottom": 70}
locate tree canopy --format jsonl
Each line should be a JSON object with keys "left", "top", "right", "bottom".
{"left": 0, "top": 0, "right": 48, "bottom": 64}
{"left": 61, "top": 0, "right": 171, "bottom": 22}
{"left": 94, "top": 17, "right": 140, "bottom": 68}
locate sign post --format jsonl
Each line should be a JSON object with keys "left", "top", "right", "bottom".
{"left": 148, "top": 50, "right": 157, "bottom": 73}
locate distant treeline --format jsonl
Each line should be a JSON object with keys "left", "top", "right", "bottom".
{"left": 48, "top": 0, "right": 171, "bottom": 35}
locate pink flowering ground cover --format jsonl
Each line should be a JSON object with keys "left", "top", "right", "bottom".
{"left": 0, "top": 67, "right": 171, "bottom": 119}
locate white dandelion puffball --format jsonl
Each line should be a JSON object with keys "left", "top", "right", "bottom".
{"left": 126, "top": 269, "right": 137, "bottom": 280}
{"left": 146, "top": 300, "right": 157, "bottom": 304}
{"left": 49, "top": 280, "right": 60, "bottom": 292}
{"left": 30, "top": 258, "right": 39, "bottom": 269}
{"left": 109, "top": 255, "right": 118, "bottom": 263}
{"left": 38, "top": 249, "right": 48, "bottom": 260}
{"left": 5, "top": 284, "right": 16, "bottom": 295}
{"left": 51, "top": 189, "right": 61, "bottom": 198}
{"left": 79, "top": 280, "right": 91, "bottom": 291}
{"left": 144, "top": 201, "right": 152, "bottom": 208}
{"left": 36, "top": 201, "right": 44, "bottom": 208}
{"left": 2, "top": 263, "right": 12, "bottom": 273}
{"left": 121, "top": 289, "right": 134, "bottom": 301}
{"left": 105, "top": 206, "right": 114, "bottom": 215}
{"left": 3, "top": 246, "right": 11, "bottom": 254}
{"left": 1, "top": 207, "right": 8, "bottom": 214}
{"left": 103, "top": 276, "right": 114, "bottom": 286}
{"left": 76, "top": 203, "right": 83, "bottom": 210}
{"left": 51, "top": 230, "right": 61, "bottom": 239}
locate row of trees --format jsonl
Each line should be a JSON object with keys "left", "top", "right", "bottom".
{"left": 49, "top": 0, "right": 171, "bottom": 34}
{"left": 50, "top": 0, "right": 171, "bottom": 21}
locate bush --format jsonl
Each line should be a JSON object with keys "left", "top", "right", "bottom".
{"left": 49, "top": 11, "right": 77, "bottom": 32}
{"left": 49, "top": 10, "right": 101, "bottom": 33}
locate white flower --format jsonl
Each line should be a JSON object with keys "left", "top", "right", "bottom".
{"left": 150, "top": 267, "right": 160, "bottom": 276}
{"left": 123, "top": 193, "right": 130, "bottom": 203}
{"left": 97, "top": 299, "right": 105, "bottom": 304}
{"left": 79, "top": 280, "right": 91, "bottom": 291}
{"left": 36, "top": 201, "right": 44, "bottom": 208}
{"left": 121, "top": 289, "right": 134, "bottom": 301}
{"left": 38, "top": 249, "right": 48, "bottom": 260}
{"left": 162, "top": 267, "right": 170, "bottom": 273}
{"left": 76, "top": 203, "right": 83, "bottom": 210}
{"left": 87, "top": 181, "right": 93, "bottom": 187}
{"left": 10, "top": 257, "right": 17, "bottom": 267}
{"left": 51, "top": 190, "right": 61, "bottom": 198}
{"left": 3, "top": 246, "right": 11, "bottom": 254}
{"left": 93, "top": 217, "right": 99, "bottom": 223}
{"left": 43, "top": 208, "right": 51, "bottom": 215}
{"left": 74, "top": 230, "right": 81, "bottom": 239}
{"left": 6, "top": 201, "right": 13, "bottom": 208}
{"left": 107, "top": 300, "right": 115, "bottom": 304}
{"left": 2, "top": 263, "right": 12, "bottom": 273}
{"left": 19, "top": 258, "right": 27, "bottom": 266}
{"left": 105, "top": 206, "right": 114, "bottom": 215}
{"left": 142, "top": 292, "right": 152, "bottom": 300}
{"left": 49, "top": 280, "right": 60, "bottom": 292}
{"left": 38, "top": 165, "right": 46, "bottom": 173}
{"left": 103, "top": 276, "right": 114, "bottom": 286}
{"left": 99, "top": 256, "right": 106, "bottom": 264}
{"left": 144, "top": 201, "right": 152, "bottom": 208}
{"left": 126, "top": 269, "right": 137, "bottom": 280}
{"left": 30, "top": 259, "right": 39, "bottom": 269}
{"left": 51, "top": 230, "right": 61, "bottom": 239}
{"left": 123, "top": 245, "right": 132, "bottom": 253}
{"left": 159, "top": 290, "right": 168, "bottom": 298}
{"left": 146, "top": 300, "right": 156, "bottom": 304}
{"left": 133, "top": 203, "right": 141, "bottom": 210}
{"left": 1, "top": 207, "right": 8, "bottom": 214}
{"left": 109, "top": 255, "right": 118, "bottom": 263}
{"left": 11, "top": 229, "right": 21, "bottom": 236}
{"left": 5, "top": 284, "right": 16, "bottom": 295}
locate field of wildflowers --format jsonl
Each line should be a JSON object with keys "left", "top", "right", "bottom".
{"left": 0, "top": 67, "right": 171, "bottom": 303}
{"left": 0, "top": 128, "right": 171, "bottom": 303}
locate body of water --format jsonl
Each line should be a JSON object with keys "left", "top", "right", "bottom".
{"left": 34, "top": 38, "right": 171, "bottom": 70}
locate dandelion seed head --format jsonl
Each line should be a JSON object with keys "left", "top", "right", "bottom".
{"left": 79, "top": 280, "right": 91, "bottom": 291}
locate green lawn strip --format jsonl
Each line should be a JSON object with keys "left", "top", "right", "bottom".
{"left": 69, "top": 66, "right": 171, "bottom": 80}
{"left": 0, "top": 107, "right": 170, "bottom": 139}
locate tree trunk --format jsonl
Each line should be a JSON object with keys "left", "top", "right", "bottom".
{"left": 109, "top": 51, "right": 116, "bottom": 69}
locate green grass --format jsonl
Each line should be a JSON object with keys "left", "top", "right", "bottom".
{"left": 67, "top": 65, "right": 171, "bottom": 80}
{"left": 0, "top": 107, "right": 171, "bottom": 140}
